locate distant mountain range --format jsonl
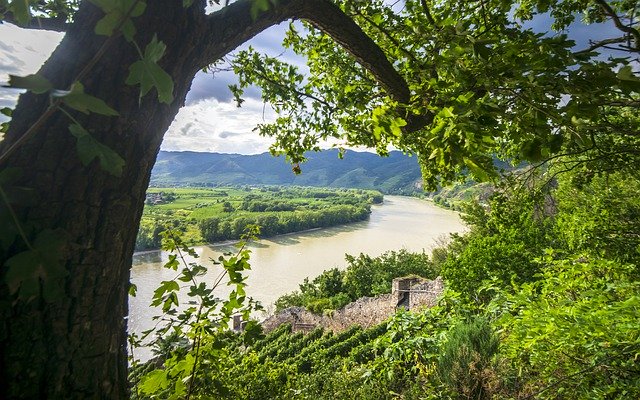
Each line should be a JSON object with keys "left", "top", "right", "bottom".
{"left": 150, "top": 149, "right": 423, "bottom": 194}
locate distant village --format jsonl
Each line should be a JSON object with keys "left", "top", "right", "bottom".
{"left": 145, "top": 192, "right": 175, "bottom": 205}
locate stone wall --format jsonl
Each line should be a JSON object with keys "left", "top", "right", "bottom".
{"left": 407, "top": 276, "right": 444, "bottom": 310}
{"left": 261, "top": 276, "right": 445, "bottom": 333}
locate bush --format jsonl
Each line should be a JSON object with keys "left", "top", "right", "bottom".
{"left": 437, "top": 317, "right": 500, "bottom": 400}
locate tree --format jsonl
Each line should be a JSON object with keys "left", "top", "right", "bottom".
{"left": 0, "top": 0, "right": 638, "bottom": 397}
{"left": 0, "top": 0, "right": 414, "bottom": 397}
{"left": 231, "top": 0, "right": 640, "bottom": 187}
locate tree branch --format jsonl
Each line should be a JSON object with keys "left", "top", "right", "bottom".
{"left": 201, "top": 0, "right": 411, "bottom": 105}
{"left": 199, "top": 0, "right": 435, "bottom": 134}
{"left": 1, "top": 12, "right": 69, "bottom": 32}
{"left": 420, "top": 0, "right": 437, "bottom": 26}
{"left": 574, "top": 37, "right": 629, "bottom": 54}
{"left": 593, "top": 0, "right": 640, "bottom": 50}
{"left": 351, "top": 8, "right": 424, "bottom": 67}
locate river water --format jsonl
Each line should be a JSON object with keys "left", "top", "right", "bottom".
{"left": 128, "top": 196, "right": 465, "bottom": 338}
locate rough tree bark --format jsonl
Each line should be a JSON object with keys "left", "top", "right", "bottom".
{"left": 0, "top": 0, "right": 413, "bottom": 397}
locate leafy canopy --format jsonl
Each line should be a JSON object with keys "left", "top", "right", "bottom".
{"left": 230, "top": 0, "right": 640, "bottom": 188}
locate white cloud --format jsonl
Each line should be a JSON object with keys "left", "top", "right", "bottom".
{"left": 0, "top": 24, "right": 63, "bottom": 141}
{"left": 162, "top": 97, "right": 278, "bottom": 154}
{"left": 0, "top": 23, "right": 63, "bottom": 117}
{"left": 186, "top": 21, "right": 308, "bottom": 104}
{"left": 0, "top": 23, "right": 63, "bottom": 77}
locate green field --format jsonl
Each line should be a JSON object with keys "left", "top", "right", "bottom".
{"left": 136, "top": 186, "right": 383, "bottom": 250}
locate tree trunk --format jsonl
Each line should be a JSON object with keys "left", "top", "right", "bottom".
{"left": 0, "top": 0, "right": 410, "bottom": 397}
{"left": 0, "top": 1, "right": 208, "bottom": 397}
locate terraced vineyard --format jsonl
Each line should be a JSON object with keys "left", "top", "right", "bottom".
{"left": 213, "top": 322, "right": 390, "bottom": 399}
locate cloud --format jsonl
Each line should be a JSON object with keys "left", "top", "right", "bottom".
{"left": 186, "top": 71, "right": 236, "bottom": 103}
{"left": 162, "top": 97, "right": 278, "bottom": 154}
{"left": 186, "top": 22, "right": 309, "bottom": 104}
{"left": 0, "top": 23, "right": 62, "bottom": 78}
{"left": 0, "top": 21, "right": 300, "bottom": 154}
{"left": 0, "top": 23, "right": 63, "bottom": 127}
{"left": 219, "top": 130, "right": 243, "bottom": 138}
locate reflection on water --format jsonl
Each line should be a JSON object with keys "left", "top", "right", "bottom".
{"left": 128, "top": 196, "right": 465, "bottom": 339}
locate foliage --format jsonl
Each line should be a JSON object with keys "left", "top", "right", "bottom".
{"left": 125, "top": 166, "right": 640, "bottom": 399}
{"left": 436, "top": 317, "right": 499, "bottom": 400}
{"left": 554, "top": 170, "right": 640, "bottom": 266}
{"left": 231, "top": 0, "right": 640, "bottom": 188}
{"left": 2, "top": 0, "right": 640, "bottom": 397}
{"left": 440, "top": 187, "right": 554, "bottom": 301}
{"left": 275, "top": 249, "right": 436, "bottom": 313}
{"left": 136, "top": 185, "right": 380, "bottom": 250}
{"left": 129, "top": 226, "right": 263, "bottom": 399}
{"left": 494, "top": 255, "right": 640, "bottom": 399}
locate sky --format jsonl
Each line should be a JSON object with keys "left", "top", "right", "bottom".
{"left": 0, "top": 17, "right": 302, "bottom": 154}
{"left": 0, "top": 4, "right": 624, "bottom": 155}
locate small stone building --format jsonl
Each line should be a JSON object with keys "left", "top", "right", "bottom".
{"left": 392, "top": 276, "right": 444, "bottom": 310}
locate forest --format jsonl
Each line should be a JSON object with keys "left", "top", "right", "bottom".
{"left": 0, "top": 0, "right": 639, "bottom": 398}
{"left": 135, "top": 186, "right": 381, "bottom": 250}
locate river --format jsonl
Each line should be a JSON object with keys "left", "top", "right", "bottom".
{"left": 128, "top": 196, "right": 465, "bottom": 339}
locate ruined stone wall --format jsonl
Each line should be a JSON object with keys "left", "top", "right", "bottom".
{"left": 408, "top": 276, "right": 445, "bottom": 310}
{"left": 261, "top": 277, "right": 445, "bottom": 333}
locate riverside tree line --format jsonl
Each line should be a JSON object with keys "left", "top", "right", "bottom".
{"left": 135, "top": 186, "right": 383, "bottom": 250}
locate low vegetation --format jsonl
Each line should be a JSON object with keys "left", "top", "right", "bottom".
{"left": 132, "top": 167, "right": 640, "bottom": 399}
{"left": 135, "top": 186, "right": 383, "bottom": 250}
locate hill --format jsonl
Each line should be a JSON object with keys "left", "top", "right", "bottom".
{"left": 150, "top": 149, "right": 423, "bottom": 194}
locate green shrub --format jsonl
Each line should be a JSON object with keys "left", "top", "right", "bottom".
{"left": 437, "top": 317, "right": 499, "bottom": 400}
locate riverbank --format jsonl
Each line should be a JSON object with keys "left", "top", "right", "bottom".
{"left": 129, "top": 196, "right": 465, "bottom": 335}
{"left": 133, "top": 224, "right": 362, "bottom": 256}
{"left": 135, "top": 186, "right": 382, "bottom": 251}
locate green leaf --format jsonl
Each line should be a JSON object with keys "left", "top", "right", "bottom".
{"left": 94, "top": 11, "right": 121, "bottom": 37}
{"left": 55, "top": 82, "right": 119, "bottom": 116}
{"left": 1, "top": 107, "right": 12, "bottom": 117}
{"left": 129, "top": 283, "right": 138, "bottom": 297}
{"left": 126, "top": 35, "right": 174, "bottom": 104}
{"left": 140, "top": 369, "right": 169, "bottom": 394}
{"left": 164, "top": 254, "right": 179, "bottom": 270}
{"left": 129, "top": 0, "right": 147, "bottom": 16}
{"left": 463, "top": 157, "right": 491, "bottom": 182}
{"left": 152, "top": 280, "right": 180, "bottom": 301}
{"left": 163, "top": 291, "right": 179, "bottom": 312}
{"left": 616, "top": 66, "right": 640, "bottom": 92}
{"left": 441, "top": 107, "right": 455, "bottom": 118}
{"left": 143, "top": 36, "right": 166, "bottom": 63}
{"left": 4, "top": 229, "right": 68, "bottom": 302}
{"left": 617, "top": 66, "right": 640, "bottom": 82}
{"left": 390, "top": 117, "right": 406, "bottom": 137}
{"left": 69, "top": 123, "right": 125, "bottom": 176}
{"left": 90, "top": 0, "right": 146, "bottom": 41}
{"left": 6, "top": 74, "right": 52, "bottom": 94}
{"left": 472, "top": 42, "right": 491, "bottom": 60}
{"left": 8, "top": 0, "right": 31, "bottom": 25}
